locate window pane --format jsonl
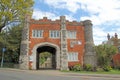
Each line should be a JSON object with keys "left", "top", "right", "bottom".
{"left": 50, "top": 30, "right": 60, "bottom": 38}
{"left": 68, "top": 52, "right": 78, "bottom": 61}
{"left": 67, "top": 31, "right": 76, "bottom": 39}
{"left": 32, "top": 30, "right": 43, "bottom": 38}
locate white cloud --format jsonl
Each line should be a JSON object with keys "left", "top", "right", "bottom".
{"left": 79, "top": 0, "right": 120, "bottom": 45}
{"left": 32, "top": 9, "right": 58, "bottom": 20}
{"left": 93, "top": 27, "right": 106, "bottom": 37}
{"left": 93, "top": 26, "right": 107, "bottom": 45}
{"left": 32, "top": 9, "right": 76, "bottom": 21}
{"left": 79, "top": 0, "right": 120, "bottom": 24}
{"left": 44, "top": 0, "right": 81, "bottom": 13}
{"left": 64, "top": 15, "right": 76, "bottom": 21}
{"left": 81, "top": 16, "right": 101, "bottom": 25}
{"left": 34, "top": 0, "right": 120, "bottom": 45}
{"left": 44, "top": 0, "right": 120, "bottom": 25}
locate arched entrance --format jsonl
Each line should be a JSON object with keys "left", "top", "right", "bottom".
{"left": 32, "top": 42, "right": 60, "bottom": 70}
{"left": 36, "top": 46, "right": 56, "bottom": 69}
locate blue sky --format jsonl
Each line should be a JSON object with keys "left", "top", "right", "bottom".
{"left": 32, "top": 0, "right": 120, "bottom": 45}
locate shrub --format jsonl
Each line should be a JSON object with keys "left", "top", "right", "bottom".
{"left": 103, "top": 65, "right": 112, "bottom": 71}
{"left": 73, "top": 64, "right": 82, "bottom": 71}
{"left": 115, "top": 66, "right": 120, "bottom": 70}
{"left": 69, "top": 64, "right": 82, "bottom": 71}
{"left": 3, "top": 62, "right": 14, "bottom": 68}
{"left": 84, "top": 64, "right": 93, "bottom": 71}
{"left": 69, "top": 66, "right": 74, "bottom": 71}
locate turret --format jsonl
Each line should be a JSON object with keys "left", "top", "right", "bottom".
{"left": 83, "top": 20, "right": 97, "bottom": 68}
{"left": 19, "top": 14, "right": 31, "bottom": 69}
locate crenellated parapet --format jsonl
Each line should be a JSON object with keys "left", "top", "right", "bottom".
{"left": 29, "top": 17, "right": 84, "bottom": 26}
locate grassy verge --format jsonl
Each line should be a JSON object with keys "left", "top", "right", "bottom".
{"left": 61, "top": 70, "right": 120, "bottom": 74}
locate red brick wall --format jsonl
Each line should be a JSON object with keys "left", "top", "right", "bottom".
{"left": 66, "top": 23, "right": 85, "bottom": 66}
{"left": 28, "top": 18, "right": 85, "bottom": 67}
{"left": 113, "top": 53, "right": 120, "bottom": 67}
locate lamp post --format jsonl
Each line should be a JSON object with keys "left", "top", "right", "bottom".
{"left": 0, "top": 27, "right": 7, "bottom": 68}
{"left": 1, "top": 48, "right": 6, "bottom": 67}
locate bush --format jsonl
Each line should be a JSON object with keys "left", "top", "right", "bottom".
{"left": 115, "top": 66, "right": 120, "bottom": 70}
{"left": 103, "top": 65, "right": 112, "bottom": 71}
{"left": 69, "top": 66, "right": 74, "bottom": 71}
{"left": 73, "top": 64, "right": 82, "bottom": 71}
{"left": 2, "top": 62, "right": 14, "bottom": 68}
{"left": 69, "top": 64, "right": 82, "bottom": 71}
{"left": 84, "top": 64, "right": 93, "bottom": 71}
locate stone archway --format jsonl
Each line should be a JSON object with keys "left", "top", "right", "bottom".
{"left": 36, "top": 46, "right": 56, "bottom": 69}
{"left": 32, "top": 42, "right": 60, "bottom": 70}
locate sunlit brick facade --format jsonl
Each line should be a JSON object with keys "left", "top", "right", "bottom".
{"left": 19, "top": 16, "right": 96, "bottom": 70}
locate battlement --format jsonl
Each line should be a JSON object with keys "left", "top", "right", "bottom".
{"left": 29, "top": 16, "right": 85, "bottom": 26}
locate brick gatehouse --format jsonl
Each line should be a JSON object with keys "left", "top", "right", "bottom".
{"left": 19, "top": 15, "right": 96, "bottom": 70}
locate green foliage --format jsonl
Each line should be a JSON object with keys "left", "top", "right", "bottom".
{"left": 71, "top": 64, "right": 82, "bottom": 71}
{"left": 0, "top": 0, "right": 34, "bottom": 31}
{"left": 84, "top": 64, "right": 93, "bottom": 71}
{"left": 2, "top": 62, "right": 14, "bottom": 68}
{"left": 0, "top": 24, "right": 23, "bottom": 63}
{"left": 39, "top": 52, "right": 52, "bottom": 65}
{"left": 103, "top": 65, "right": 112, "bottom": 71}
{"left": 95, "top": 44, "right": 117, "bottom": 67}
{"left": 40, "top": 57, "right": 46, "bottom": 65}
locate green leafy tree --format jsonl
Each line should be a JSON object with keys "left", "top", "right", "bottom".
{"left": 95, "top": 44, "right": 117, "bottom": 67}
{"left": 0, "top": 0, "right": 34, "bottom": 32}
{"left": 0, "top": 24, "right": 23, "bottom": 63}
{"left": 39, "top": 52, "right": 52, "bottom": 65}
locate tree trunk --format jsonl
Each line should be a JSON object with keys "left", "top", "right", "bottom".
{"left": 0, "top": 25, "right": 5, "bottom": 32}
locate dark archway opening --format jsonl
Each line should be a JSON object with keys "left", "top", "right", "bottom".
{"left": 36, "top": 46, "right": 56, "bottom": 70}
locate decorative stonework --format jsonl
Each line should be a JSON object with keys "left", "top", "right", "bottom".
{"left": 60, "top": 16, "right": 68, "bottom": 70}
{"left": 19, "top": 15, "right": 30, "bottom": 69}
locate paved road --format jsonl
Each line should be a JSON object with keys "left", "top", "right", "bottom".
{"left": 0, "top": 68, "right": 120, "bottom": 80}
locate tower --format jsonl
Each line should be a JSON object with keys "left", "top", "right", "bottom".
{"left": 60, "top": 16, "right": 68, "bottom": 70}
{"left": 19, "top": 15, "right": 30, "bottom": 69}
{"left": 83, "top": 20, "right": 97, "bottom": 68}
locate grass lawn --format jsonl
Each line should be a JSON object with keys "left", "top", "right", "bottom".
{"left": 79, "top": 70, "right": 120, "bottom": 74}
{"left": 62, "top": 70, "right": 120, "bottom": 74}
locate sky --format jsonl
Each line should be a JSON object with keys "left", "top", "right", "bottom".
{"left": 32, "top": 0, "right": 120, "bottom": 45}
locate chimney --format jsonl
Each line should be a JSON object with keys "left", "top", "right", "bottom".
{"left": 107, "top": 33, "right": 110, "bottom": 40}
{"left": 115, "top": 33, "right": 118, "bottom": 39}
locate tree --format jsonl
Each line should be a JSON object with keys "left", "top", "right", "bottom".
{"left": 39, "top": 52, "right": 52, "bottom": 65}
{"left": 95, "top": 44, "right": 117, "bottom": 67}
{"left": 0, "top": 0, "right": 34, "bottom": 32}
{"left": 0, "top": 24, "right": 23, "bottom": 63}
